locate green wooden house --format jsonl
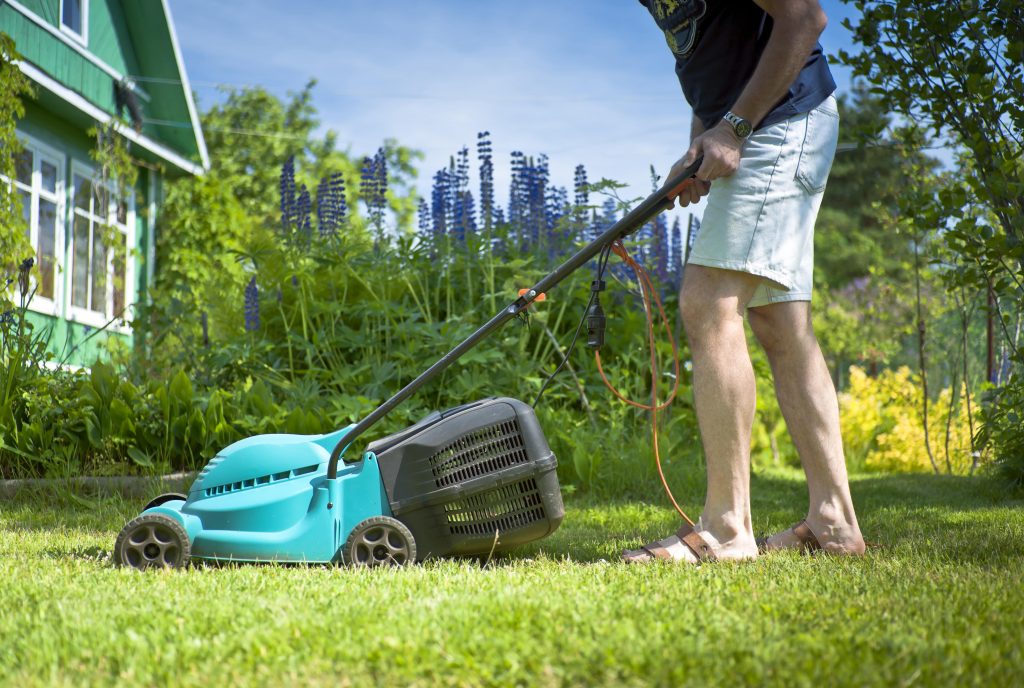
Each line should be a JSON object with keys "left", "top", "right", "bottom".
{"left": 2, "top": 0, "right": 206, "bottom": 365}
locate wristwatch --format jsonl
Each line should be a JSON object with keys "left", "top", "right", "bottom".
{"left": 722, "top": 111, "right": 753, "bottom": 140}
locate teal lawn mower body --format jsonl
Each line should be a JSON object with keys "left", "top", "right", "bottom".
{"left": 114, "top": 159, "right": 702, "bottom": 570}
{"left": 129, "top": 426, "right": 389, "bottom": 566}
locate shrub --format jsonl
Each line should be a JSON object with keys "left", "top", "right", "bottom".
{"left": 839, "top": 366, "right": 977, "bottom": 474}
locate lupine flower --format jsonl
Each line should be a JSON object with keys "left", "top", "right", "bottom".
{"left": 477, "top": 132, "right": 494, "bottom": 231}
{"left": 296, "top": 185, "right": 312, "bottom": 243}
{"left": 653, "top": 213, "right": 669, "bottom": 281}
{"left": 0, "top": 310, "right": 14, "bottom": 326}
{"left": 431, "top": 168, "right": 450, "bottom": 238}
{"left": 316, "top": 176, "right": 332, "bottom": 237}
{"left": 670, "top": 216, "right": 683, "bottom": 288}
{"left": 317, "top": 172, "right": 346, "bottom": 239}
{"left": 417, "top": 198, "right": 431, "bottom": 238}
{"left": 573, "top": 164, "right": 589, "bottom": 208}
{"left": 244, "top": 276, "right": 260, "bottom": 332}
{"left": 280, "top": 156, "right": 296, "bottom": 234}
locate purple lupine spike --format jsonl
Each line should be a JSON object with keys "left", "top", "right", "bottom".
{"left": 417, "top": 197, "right": 432, "bottom": 240}
{"left": 296, "top": 184, "right": 312, "bottom": 243}
{"left": 654, "top": 213, "right": 669, "bottom": 281}
{"left": 330, "top": 172, "right": 346, "bottom": 232}
{"left": 431, "top": 168, "right": 449, "bottom": 238}
{"left": 316, "top": 176, "right": 334, "bottom": 238}
{"left": 360, "top": 155, "right": 375, "bottom": 209}
{"left": 477, "top": 132, "right": 494, "bottom": 232}
{"left": 280, "top": 156, "right": 296, "bottom": 234}
{"left": 670, "top": 216, "right": 683, "bottom": 288}
{"left": 244, "top": 276, "right": 260, "bottom": 331}
{"left": 573, "top": 164, "right": 589, "bottom": 207}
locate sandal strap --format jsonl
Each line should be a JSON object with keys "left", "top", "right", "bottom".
{"left": 675, "top": 522, "right": 717, "bottom": 562}
{"left": 791, "top": 520, "right": 823, "bottom": 552}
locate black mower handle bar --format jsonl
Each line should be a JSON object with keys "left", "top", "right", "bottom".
{"left": 327, "top": 156, "right": 704, "bottom": 479}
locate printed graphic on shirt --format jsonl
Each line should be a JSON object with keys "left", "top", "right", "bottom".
{"left": 645, "top": 0, "right": 706, "bottom": 58}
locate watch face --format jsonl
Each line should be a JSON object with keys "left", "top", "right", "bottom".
{"left": 736, "top": 119, "right": 753, "bottom": 138}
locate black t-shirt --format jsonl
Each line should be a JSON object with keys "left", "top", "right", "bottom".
{"left": 639, "top": 0, "right": 836, "bottom": 130}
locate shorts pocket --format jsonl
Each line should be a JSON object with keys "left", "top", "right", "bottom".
{"left": 795, "top": 104, "right": 840, "bottom": 195}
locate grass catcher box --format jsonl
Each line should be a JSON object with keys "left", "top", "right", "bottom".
{"left": 369, "top": 397, "right": 564, "bottom": 559}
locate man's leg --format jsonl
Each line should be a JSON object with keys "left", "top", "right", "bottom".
{"left": 634, "top": 264, "right": 761, "bottom": 562}
{"left": 747, "top": 301, "right": 865, "bottom": 554}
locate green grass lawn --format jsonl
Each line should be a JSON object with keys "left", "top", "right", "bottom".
{"left": 1, "top": 468, "right": 1022, "bottom": 687}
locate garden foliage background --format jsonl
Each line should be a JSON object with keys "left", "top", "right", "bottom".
{"left": 1, "top": 0, "right": 1021, "bottom": 494}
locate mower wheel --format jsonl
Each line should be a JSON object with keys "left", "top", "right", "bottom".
{"left": 143, "top": 492, "right": 188, "bottom": 511}
{"left": 114, "top": 513, "right": 191, "bottom": 570}
{"left": 343, "top": 516, "right": 417, "bottom": 567}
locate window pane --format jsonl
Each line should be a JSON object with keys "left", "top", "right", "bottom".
{"left": 112, "top": 233, "right": 126, "bottom": 317}
{"left": 72, "top": 214, "right": 90, "bottom": 308}
{"left": 95, "top": 184, "right": 110, "bottom": 217}
{"left": 62, "top": 0, "right": 83, "bottom": 34}
{"left": 15, "top": 149, "right": 32, "bottom": 186}
{"left": 19, "top": 189, "right": 31, "bottom": 238}
{"left": 91, "top": 232, "right": 107, "bottom": 314}
{"left": 37, "top": 200, "right": 57, "bottom": 300}
{"left": 74, "top": 174, "right": 92, "bottom": 211}
{"left": 40, "top": 160, "right": 57, "bottom": 194}
{"left": 116, "top": 198, "right": 128, "bottom": 225}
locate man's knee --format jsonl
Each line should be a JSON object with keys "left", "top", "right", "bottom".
{"left": 679, "top": 266, "right": 756, "bottom": 344}
{"left": 748, "top": 302, "right": 815, "bottom": 355}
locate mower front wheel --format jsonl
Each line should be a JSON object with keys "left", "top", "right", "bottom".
{"left": 114, "top": 513, "right": 191, "bottom": 570}
{"left": 343, "top": 516, "right": 417, "bottom": 567}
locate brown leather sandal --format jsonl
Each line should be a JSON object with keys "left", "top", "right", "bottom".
{"left": 756, "top": 519, "right": 822, "bottom": 554}
{"left": 621, "top": 522, "right": 718, "bottom": 564}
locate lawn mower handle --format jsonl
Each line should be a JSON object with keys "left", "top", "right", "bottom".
{"left": 327, "top": 156, "right": 704, "bottom": 478}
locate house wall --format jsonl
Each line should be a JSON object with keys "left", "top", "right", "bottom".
{"left": 17, "top": 99, "right": 158, "bottom": 367}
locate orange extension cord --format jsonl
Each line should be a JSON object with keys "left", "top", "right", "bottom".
{"left": 595, "top": 240, "right": 694, "bottom": 526}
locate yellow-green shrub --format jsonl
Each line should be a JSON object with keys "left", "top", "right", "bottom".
{"left": 839, "top": 366, "right": 977, "bottom": 474}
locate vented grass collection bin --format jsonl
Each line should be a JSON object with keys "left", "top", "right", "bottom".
{"left": 369, "top": 397, "right": 564, "bottom": 559}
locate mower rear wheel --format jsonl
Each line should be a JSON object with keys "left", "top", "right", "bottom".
{"left": 343, "top": 516, "right": 416, "bottom": 567}
{"left": 143, "top": 492, "right": 188, "bottom": 511}
{"left": 114, "top": 513, "right": 191, "bottom": 570}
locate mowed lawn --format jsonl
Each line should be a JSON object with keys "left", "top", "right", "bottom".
{"left": 1, "top": 467, "right": 1022, "bottom": 687}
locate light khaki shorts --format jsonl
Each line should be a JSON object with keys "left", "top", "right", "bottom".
{"left": 688, "top": 95, "right": 840, "bottom": 308}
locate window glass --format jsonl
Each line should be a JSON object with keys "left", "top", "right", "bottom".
{"left": 19, "top": 189, "right": 31, "bottom": 235}
{"left": 40, "top": 161, "right": 57, "bottom": 195}
{"left": 74, "top": 174, "right": 91, "bottom": 211}
{"left": 62, "top": 0, "right": 83, "bottom": 35}
{"left": 90, "top": 233, "right": 107, "bottom": 311}
{"left": 72, "top": 214, "right": 90, "bottom": 308}
{"left": 37, "top": 200, "right": 57, "bottom": 300}
{"left": 116, "top": 198, "right": 128, "bottom": 225}
{"left": 15, "top": 150, "right": 32, "bottom": 186}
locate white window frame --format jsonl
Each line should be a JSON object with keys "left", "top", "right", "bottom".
{"left": 58, "top": 0, "right": 89, "bottom": 46}
{"left": 3, "top": 133, "right": 66, "bottom": 317}
{"left": 68, "top": 160, "right": 136, "bottom": 333}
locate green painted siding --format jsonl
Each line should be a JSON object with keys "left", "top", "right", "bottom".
{"left": 1, "top": 1, "right": 203, "bottom": 165}
{"left": 1, "top": 5, "right": 120, "bottom": 117}
{"left": 13, "top": 0, "right": 58, "bottom": 27}
{"left": 88, "top": 0, "right": 142, "bottom": 82}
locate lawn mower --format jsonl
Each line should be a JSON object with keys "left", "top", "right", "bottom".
{"left": 113, "top": 159, "right": 703, "bottom": 570}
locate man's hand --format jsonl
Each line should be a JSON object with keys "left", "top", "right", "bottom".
{"left": 666, "top": 121, "right": 744, "bottom": 207}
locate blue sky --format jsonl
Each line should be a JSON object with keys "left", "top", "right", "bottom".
{"left": 167, "top": 1, "right": 863, "bottom": 220}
